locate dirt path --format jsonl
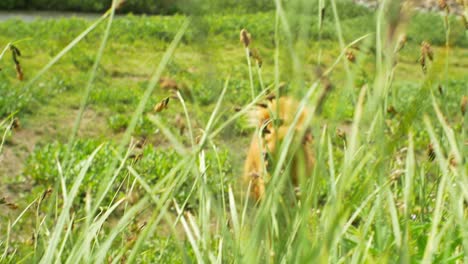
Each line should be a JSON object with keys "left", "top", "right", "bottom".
{"left": 0, "top": 105, "right": 112, "bottom": 181}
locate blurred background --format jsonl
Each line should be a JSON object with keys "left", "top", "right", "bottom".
{"left": 0, "top": 0, "right": 275, "bottom": 14}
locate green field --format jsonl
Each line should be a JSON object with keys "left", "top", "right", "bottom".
{"left": 1, "top": 1, "right": 467, "bottom": 263}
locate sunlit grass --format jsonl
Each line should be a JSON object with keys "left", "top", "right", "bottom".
{"left": 0, "top": 0, "right": 467, "bottom": 263}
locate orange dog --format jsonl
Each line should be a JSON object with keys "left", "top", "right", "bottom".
{"left": 243, "top": 97, "right": 314, "bottom": 200}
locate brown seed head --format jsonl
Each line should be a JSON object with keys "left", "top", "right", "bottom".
{"left": 40, "top": 187, "right": 53, "bottom": 202}
{"left": 256, "top": 102, "right": 268, "bottom": 109}
{"left": 427, "top": 143, "right": 436, "bottom": 161}
{"left": 250, "top": 48, "right": 263, "bottom": 67}
{"left": 438, "top": 0, "right": 447, "bottom": 9}
{"left": 438, "top": 85, "right": 444, "bottom": 95}
{"left": 154, "top": 97, "right": 170, "bottom": 113}
{"left": 336, "top": 128, "right": 346, "bottom": 140}
{"left": 2, "top": 197, "right": 19, "bottom": 210}
{"left": 7, "top": 202, "right": 18, "bottom": 210}
{"left": 138, "top": 221, "right": 147, "bottom": 231}
{"left": 12, "top": 117, "right": 20, "bottom": 129}
{"left": 449, "top": 154, "right": 458, "bottom": 167}
{"left": 15, "top": 63, "right": 24, "bottom": 81}
{"left": 303, "top": 128, "right": 313, "bottom": 144}
{"left": 265, "top": 93, "right": 276, "bottom": 101}
{"left": 159, "top": 77, "right": 179, "bottom": 91}
{"left": 461, "top": 95, "right": 467, "bottom": 115}
{"left": 387, "top": 105, "right": 397, "bottom": 115}
{"left": 346, "top": 50, "right": 356, "bottom": 63}
{"left": 419, "top": 55, "right": 427, "bottom": 74}
{"left": 240, "top": 29, "right": 251, "bottom": 48}
{"left": 135, "top": 137, "right": 146, "bottom": 148}
{"left": 10, "top": 45, "right": 21, "bottom": 64}
{"left": 421, "top": 41, "right": 434, "bottom": 61}
{"left": 10, "top": 45, "right": 24, "bottom": 80}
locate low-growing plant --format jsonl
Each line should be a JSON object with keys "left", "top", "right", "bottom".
{"left": 23, "top": 139, "right": 232, "bottom": 209}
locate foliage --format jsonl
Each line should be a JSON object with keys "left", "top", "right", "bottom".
{"left": 0, "top": 0, "right": 275, "bottom": 14}
{"left": 0, "top": 82, "right": 25, "bottom": 116}
{"left": 0, "top": 1, "right": 467, "bottom": 263}
{"left": 24, "top": 139, "right": 232, "bottom": 208}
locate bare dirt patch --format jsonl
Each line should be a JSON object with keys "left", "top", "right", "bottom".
{"left": 0, "top": 107, "right": 112, "bottom": 190}
{"left": 0, "top": 128, "right": 38, "bottom": 178}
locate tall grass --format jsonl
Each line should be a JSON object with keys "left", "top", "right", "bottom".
{"left": 1, "top": 0, "right": 467, "bottom": 263}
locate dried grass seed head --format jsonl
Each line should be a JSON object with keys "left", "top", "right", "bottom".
{"left": 159, "top": 77, "right": 179, "bottom": 91}
{"left": 10, "top": 45, "right": 24, "bottom": 80}
{"left": 154, "top": 97, "right": 170, "bottom": 112}
{"left": 427, "top": 143, "right": 436, "bottom": 161}
{"left": 240, "top": 28, "right": 251, "bottom": 48}
{"left": 438, "top": 0, "right": 447, "bottom": 9}
{"left": 420, "top": 55, "right": 427, "bottom": 73}
{"left": 15, "top": 63, "right": 24, "bottom": 81}
{"left": 346, "top": 50, "right": 356, "bottom": 63}
{"left": 461, "top": 95, "right": 467, "bottom": 115}
{"left": 250, "top": 48, "right": 263, "bottom": 67}
{"left": 421, "top": 41, "right": 434, "bottom": 61}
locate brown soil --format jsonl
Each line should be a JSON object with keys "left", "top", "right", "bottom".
{"left": 0, "top": 128, "right": 38, "bottom": 174}
{"left": 0, "top": 107, "right": 112, "bottom": 199}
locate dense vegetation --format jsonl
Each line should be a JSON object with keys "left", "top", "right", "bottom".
{"left": 0, "top": 0, "right": 467, "bottom": 262}
{"left": 0, "top": 0, "right": 275, "bottom": 15}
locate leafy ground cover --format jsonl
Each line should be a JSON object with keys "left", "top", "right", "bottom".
{"left": 0, "top": 0, "right": 467, "bottom": 262}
